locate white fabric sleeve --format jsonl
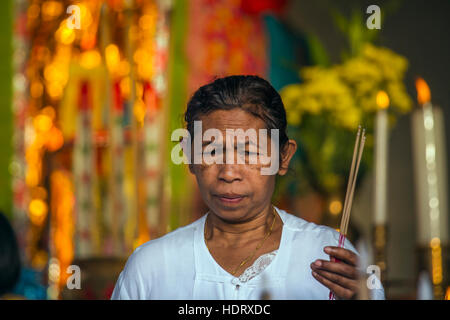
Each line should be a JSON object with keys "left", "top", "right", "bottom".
{"left": 110, "top": 248, "right": 148, "bottom": 300}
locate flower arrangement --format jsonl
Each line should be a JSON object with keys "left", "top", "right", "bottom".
{"left": 277, "top": 41, "right": 412, "bottom": 199}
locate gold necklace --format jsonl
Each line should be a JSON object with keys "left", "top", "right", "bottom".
{"left": 204, "top": 206, "right": 277, "bottom": 276}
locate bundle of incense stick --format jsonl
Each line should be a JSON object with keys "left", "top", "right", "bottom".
{"left": 329, "top": 125, "right": 366, "bottom": 300}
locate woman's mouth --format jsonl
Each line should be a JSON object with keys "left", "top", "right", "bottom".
{"left": 215, "top": 193, "right": 246, "bottom": 204}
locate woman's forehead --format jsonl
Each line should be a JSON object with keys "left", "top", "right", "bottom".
{"left": 199, "top": 109, "right": 266, "bottom": 131}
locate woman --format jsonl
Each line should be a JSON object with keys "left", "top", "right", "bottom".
{"left": 111, "top": 75, "right": 384, "bottom": 300}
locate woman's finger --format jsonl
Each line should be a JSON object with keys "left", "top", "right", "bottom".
{"left": 311, "top": 266, "right": 358, "bottom": 292}
{"left": 324, "top": 247, "right": 358, "bottom": 266}
{"left": 311, "top": 270, "right": 355, "bottom": 300}
{"left": 311, "top": 259, "right": 359, "bottom": 280}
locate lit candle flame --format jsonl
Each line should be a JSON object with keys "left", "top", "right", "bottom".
{"left": 415, "top": 77, "right": 431, "bottom": 105}
{"left": 376, "top": 90, "right": 390, "bottom": 109}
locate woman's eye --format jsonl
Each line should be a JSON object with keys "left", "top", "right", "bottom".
{"left": 202, "top": 146, "right": 222, "bottom": 156}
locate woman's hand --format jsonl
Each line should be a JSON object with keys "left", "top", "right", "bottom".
{"left": 310, "top": 246, "right": 359, "bottom": 300}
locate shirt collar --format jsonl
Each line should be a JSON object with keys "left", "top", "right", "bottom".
{"left": 193, "top": 207, "right": 293, "bottom": 284}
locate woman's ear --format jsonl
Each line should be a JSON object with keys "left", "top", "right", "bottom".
{"left": 278, "top": 139, "right": 297, "bottom": 176}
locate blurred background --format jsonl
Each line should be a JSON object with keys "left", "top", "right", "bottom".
{"left": 0, "top": 0, "right": 449, "bottom": 300}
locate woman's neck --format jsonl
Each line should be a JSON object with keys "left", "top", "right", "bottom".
{"left": 205, "top": 205, "right": 277, "bottom": 247}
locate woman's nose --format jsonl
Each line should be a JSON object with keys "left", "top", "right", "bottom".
{"left": 217, "top": 164, "right": 243, "bottom": 183}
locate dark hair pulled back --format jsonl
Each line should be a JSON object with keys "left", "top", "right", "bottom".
{"left": 185, "top": 75, "right": 289, "bottom": 152}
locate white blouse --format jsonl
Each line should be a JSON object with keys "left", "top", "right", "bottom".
{"left": 111, "top": 207, "right": 385, "bottom": 300}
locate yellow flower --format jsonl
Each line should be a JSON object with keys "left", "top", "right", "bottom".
{"left": 287, "top": 109, "right": 302, "bottom": 126}
{"left": 333, "top": 107, "right": 361, "bottom": 130}
{"left": 280, "top": 43, "right": 411, "bottom": 130}
{"left": 281, "top": 84, "right": 304, "bottom": 126}
{"left": 358, "top": 91, "right": 379, "bottom": 113}
{"left": 387, "top": 81, "right": 413, "bottom": 113}
{"left": 280, "top": 84, "right": 302, "bottom": 107}
{"left": 362, "top": 43, "right": 408, "bottom": 81}
{"left": 300, "top": 96, "right": 322, "bottom": 114}
{"left": 278, "top": 42, "right": 413, "bottom": 198}
{"left": 336, "top": 56, "right": 382, "bottom": 86}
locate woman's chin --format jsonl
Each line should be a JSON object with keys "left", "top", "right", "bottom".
{"left": 209, "top": 201, "right": 258, "bottom": 222}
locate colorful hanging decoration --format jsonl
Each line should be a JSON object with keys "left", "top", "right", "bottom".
{"left": 12, "top": 0, "right": 270, "bottom": 298}
{"left": 11, "top": 0, "right": 30, "bottom": 255}
{"left": 73, "top": 81, "right": 98, "bottom": 257}
{"left": 186, "top": 0, "right": 268, "bottom": 96}
{"left": 48, "top": 169, "right": 75, "bottom": 297}
{"left": 11, "top": 0, "right": 173, "bottom": 299}
{"left": 143, "top": 82, "right": 163, "bottom": 237}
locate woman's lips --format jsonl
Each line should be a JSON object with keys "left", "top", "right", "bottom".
{"left": 215, "top": 194, "right": 246, "bottom": 204}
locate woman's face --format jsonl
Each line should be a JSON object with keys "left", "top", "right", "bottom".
{"left": 189, "top": 109, "right": 296, "bottom": 222}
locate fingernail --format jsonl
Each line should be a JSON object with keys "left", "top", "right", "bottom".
{"left": 312, "top": 271, "right": 317, "bottom": 277}
{"left": 324, "top": 247, "right": 332, "bottom": 253}
{"left": 314, "top": 260, "right": 322, "bottom": 267}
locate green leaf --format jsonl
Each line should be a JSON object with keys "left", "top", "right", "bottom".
{"left": 305, "top": 33, "right": 330, "bottom": 67}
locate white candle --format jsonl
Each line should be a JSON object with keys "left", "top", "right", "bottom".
{"left": 417, "top": 271, "right": 434, "bottom": 300}
{"left": 411, "top": 78, "right": 449, "bottom": 245}
{"left": 374, "top": 91, "right": 389, "bottom": 225}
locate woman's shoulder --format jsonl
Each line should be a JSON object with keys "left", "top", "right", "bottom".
{"left": 279, "top": 208, "right": 335, "bottom": 234}
{"left": 126, "top": 216, "right": 203, "bottom": 265}
{"left": 278, "top": 208, "right": 355, "bottom": 251}
{"left": 112, "top": 217, "right": 203, "bottom": 299}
